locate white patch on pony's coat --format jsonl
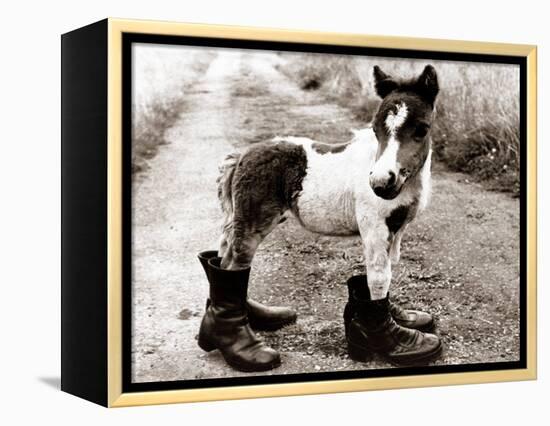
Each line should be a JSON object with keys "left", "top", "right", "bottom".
{"left": 373, "top": 136, "right": 399, "bottom": 177}
{"left": 275, "top": 129, "right": 378, "bottom": 235}
{"left": 385, "top": 103, "right": 408, "bottom": 135}
{"left": 370, "top": 103, "right": 408, "bottom": 181}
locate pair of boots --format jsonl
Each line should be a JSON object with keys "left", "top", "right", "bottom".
{"left": 197, "top": 251, "right": 442, "bottom": 371}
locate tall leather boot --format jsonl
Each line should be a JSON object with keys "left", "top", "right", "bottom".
{"left": 344, "top": 276, "right": 442, "bottom": 366}
{"left": 198, "top": 251, "right": 297, "bottom": 331}
{"left": 344, "top": 275, "right": 434, "bottom": 333}
{"left": 197, "top": 257, "right": 281, "bottom": 372}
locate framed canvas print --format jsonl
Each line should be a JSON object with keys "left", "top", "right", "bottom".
{"left": 61, "top": 18, "right": 537, "bottom": 407}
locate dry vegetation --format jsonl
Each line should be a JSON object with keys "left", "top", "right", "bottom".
{"left": 132, "top": 98, "right": 183, "bottom": 173}
{"left": 132, "top": 46, "right": 215, "bottom": 173}
{"left": 278, "top": 53, "right": 520, "bottom": 194}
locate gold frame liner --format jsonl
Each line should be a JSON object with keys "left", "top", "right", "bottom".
{"left": 106, "top": 18, "right": 537, "bottom": 407}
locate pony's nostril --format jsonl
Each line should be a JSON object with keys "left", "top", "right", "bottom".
{"left": 373, "top": 185, "right": 385, "bottom": 197}
{"left": 388, "top": 171, "right": 396, "bottom": 185}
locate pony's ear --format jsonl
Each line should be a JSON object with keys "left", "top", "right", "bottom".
{"left": 416, "top": 65, "right": 439, "bottom": 104}
{"left": 373, "top": 66, "right": 399, "bottom": 98}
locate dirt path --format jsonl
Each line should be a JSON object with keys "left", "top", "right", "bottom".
{"left": 132, "top": 50, "right": 520, "bottom": 383}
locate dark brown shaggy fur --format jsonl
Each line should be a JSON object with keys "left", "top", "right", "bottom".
{"left": 311, "top": 141, "right": 350, "bottom": 155}
{"left": 218, "top": 141, "right": 308, "bottom": 268}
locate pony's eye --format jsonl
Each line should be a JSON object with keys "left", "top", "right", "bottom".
{"left": 413, "top": 124, "right": 429, "bottom": 139}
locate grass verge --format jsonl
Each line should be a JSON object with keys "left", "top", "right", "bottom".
{"left": 132, "top": 50, "right": 215, "bottom": 173}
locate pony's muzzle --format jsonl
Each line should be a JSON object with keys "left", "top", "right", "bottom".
{"left": 370, "top": 171, "right": 400, "bottom": 200}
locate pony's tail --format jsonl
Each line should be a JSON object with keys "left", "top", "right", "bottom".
{"left": 217, "top": 152, "right": 240, "bottom": 218}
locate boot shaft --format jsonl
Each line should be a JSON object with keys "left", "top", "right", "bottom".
{"left": 198, "top": 251, "right": 251, "bottom": 306}
{"left": 346, "top": 274, "right": 371, "bottom": 302}
{"left": 346, "top": 274, "right": 391, "bottom": 328}
{"left": 199, "top": 256, "right": 252, "bottom": 339}
{"left": 198, "top": 250, "right": 218, "bottom": 276}
{"left": 207, "top": 257, "right": 250, "bottom": 310}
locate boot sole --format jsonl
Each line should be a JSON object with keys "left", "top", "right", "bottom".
{"left": 394, "top": 319, "right": 435, "bottom": 333}
{"left": 224, "top": 354, "right": 281, "bottom": 372}
{"left": 348, "top": 340, "right": 443, "bottom": 366}
{"left": 198, "top": 336, "right": 281, "bottom": 372}
{"left": 249, "top": 314, "right": 298, "bottom": 332}
{"left": 346, "top": 318, "right": 435, "bottom": 334}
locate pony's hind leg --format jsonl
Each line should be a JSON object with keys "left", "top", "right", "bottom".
{"left": 221, "top": 210, "right": 283, "bottom": 270}
{"left": 218, "top": 207, "right": 297, "bottom": 332}
{"left": 222, "top": 233, "right": 263, "bottom": 270}
{"left": 219, "top": 145, "right": 290, "bottom": 270}
{"left": 218, "top": 232, "right": 230, "bottom": 260}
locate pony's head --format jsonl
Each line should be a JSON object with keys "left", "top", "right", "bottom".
{"left": 369, "top": 65, "right": 439, "bottom": 200}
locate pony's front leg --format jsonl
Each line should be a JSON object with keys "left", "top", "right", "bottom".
{"left": 389, "top": 225, "right": 406, "bottom": 264}
{"left": 360, "top": 223, "right": 392, "bottom": 300}
{"left": 346, "top": 217, "right": 442, "bottom": 365}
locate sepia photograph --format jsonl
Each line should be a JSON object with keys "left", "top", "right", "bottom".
{"left": 129, "top": 42, "right": 521, "bottom": 383}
